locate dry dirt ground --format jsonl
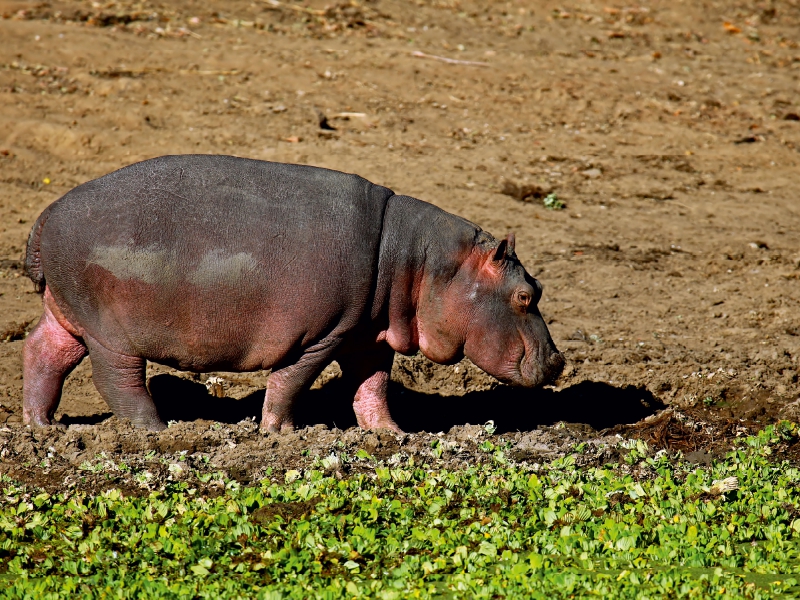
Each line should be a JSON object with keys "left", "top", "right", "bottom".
{"left": 1, "top": 0, "right": 800, "bottom": 490}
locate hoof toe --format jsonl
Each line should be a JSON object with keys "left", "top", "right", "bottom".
{"left": 378, "top": 425, "right": 405, "bottom": 435}
{"left": 260, "top": 421, "right": 293, "bottom": 434}
{"left": 359, "top": 419, "right": 404, "bottom": 435}
{"left": 24, "top": 415, "right": 64, "bottom": 429}
{"left": 30, "top": 422, "right": 66, "bottom": 430}
{"left": 130, "top": 418, "right": 167, "bottom": 431}
{"left": 142, "top": 418, "right": 168, "bottom": 431}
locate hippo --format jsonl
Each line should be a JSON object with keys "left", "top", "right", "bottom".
{"left": 22, "top": 155, "right": 564, "bottom": 432}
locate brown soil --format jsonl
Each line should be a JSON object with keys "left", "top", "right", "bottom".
{"left": 1, "top": 0, "right": 800, "bottom": 492}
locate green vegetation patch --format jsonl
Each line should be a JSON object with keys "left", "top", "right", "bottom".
{"left": 3, "top": 423, "right": 800, "bottom": 598}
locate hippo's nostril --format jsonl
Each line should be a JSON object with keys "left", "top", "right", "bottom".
{"left": 544, "top": 351, "right": 566, "bottom": 384}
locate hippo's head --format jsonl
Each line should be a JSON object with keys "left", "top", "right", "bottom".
{"left": 416, "top": 232, "right": 565, "bottom": 387}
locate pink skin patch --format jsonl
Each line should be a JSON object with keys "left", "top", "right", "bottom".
{"left": 352, "top": 369, "right": 401, "bottom": 432}
{"left": 23, "top": 287, "right": 87, "bottom": 427}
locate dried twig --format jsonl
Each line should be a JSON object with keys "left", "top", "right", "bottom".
{"left": 262, "top": 0, "right": 326, "bottom": 16}
{"left": 410, "top": 51, "right": 489, "bottom": 67}
{"left": 331, "top": 112, "right": 367, "bottom": 119}
{"left": 178, "top": 69, "right": 242, "bottom": 76}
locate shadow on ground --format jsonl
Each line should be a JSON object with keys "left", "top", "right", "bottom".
{"left": 59, "top": 412, "right": 115, "bottom": 426}
{"left": 144, "top": 374, "right": 664, "bottom": 433}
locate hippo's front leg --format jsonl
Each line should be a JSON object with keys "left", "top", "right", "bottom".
{"left": 261, "top": 340, "right": 340, "bottom": 433}
{"left": 339, "top": 344, "right": 402, "bottom": 433}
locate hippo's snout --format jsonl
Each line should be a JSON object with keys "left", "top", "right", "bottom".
{"left": 541, "top": 348, "right": 566, "bottom": 385}
{"left": 519, "top": 344, "right": 565, "bottom": 388}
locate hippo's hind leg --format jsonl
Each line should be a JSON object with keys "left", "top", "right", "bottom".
{"left": 262, "top": 339, "right": 341, "bottom": 433}
{"left": 23, "top": 299, "right": 87, "bottom": 427}
{"left": 84, "top": 335, "right": 166, "bottom": 431}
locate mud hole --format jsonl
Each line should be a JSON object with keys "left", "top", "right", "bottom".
{"left": 2, "top": 0, "right": 800, "bottom": 493}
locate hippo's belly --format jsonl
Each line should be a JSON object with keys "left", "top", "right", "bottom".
{"left": 46, "top": 245, "right": 346, "bottom": 372}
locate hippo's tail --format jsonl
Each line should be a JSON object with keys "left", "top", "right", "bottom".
{"left": 24, "top": 203, "right": 53, "bottom": 294}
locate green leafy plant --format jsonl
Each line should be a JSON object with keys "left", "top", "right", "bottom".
{"left": 543, "top": 193, "right": 565, "bottom": 210}
{"left": 2, "top": 424, "right": 800, "bottom": 598}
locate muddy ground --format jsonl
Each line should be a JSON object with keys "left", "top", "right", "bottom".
{"left": 1, "top": 0, "right": 799, "bottom": 492}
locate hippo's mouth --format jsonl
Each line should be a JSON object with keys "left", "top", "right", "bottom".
{"left": 516, "top": 335, "right": 566, "bottom": 387}
{"left": 537, "top": 349, "right": 566, "bottom": 385}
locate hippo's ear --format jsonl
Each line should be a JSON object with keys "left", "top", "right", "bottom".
{"left": 492, "top": 233, "right": 516, "bottom": 263}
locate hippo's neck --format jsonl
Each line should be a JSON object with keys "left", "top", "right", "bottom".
{"left": 372, "top": 195, "right": 479, "bottom": 355}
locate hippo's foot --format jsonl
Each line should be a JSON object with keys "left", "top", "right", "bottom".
{"left": 260, "top": 383, "right": 297, "bottom": 433}
{"left": 260, "top": 386, "right": 297, "bottom": 433}
{"left": 23, "top": 290, "right": 88, "bottom": 430}
{"left": 352, "top": 370, "right": 404, "bottom": 434}
{"left": 260, "top": 417, "right": 295, "bottom": 434}
{"left": 138, "top": 418, "right": 168, "bottom": 432}
{"left": 354, "top": 407, "right": 403, "bottom": 434}
{"left": 24, "top": 415, "right": 67, "bottom": 430}
{"left": 357, "top": 416, "right": 404, "bottom": 434}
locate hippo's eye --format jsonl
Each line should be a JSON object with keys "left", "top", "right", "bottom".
{"left": 515, "top": 290, "right": 531, "bottom": 308}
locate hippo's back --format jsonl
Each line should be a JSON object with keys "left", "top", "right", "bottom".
{"left": 37, "top": 155, "right": 395, "bottom": 368}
